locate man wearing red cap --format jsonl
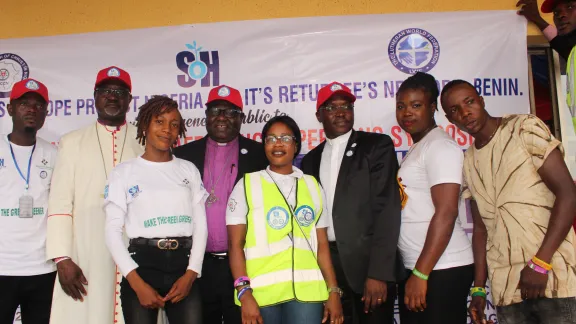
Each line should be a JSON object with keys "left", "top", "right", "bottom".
{"left": 517, "top": 0, "right": 576, "bottom": 60}
{"left": 301, "top": 82, "right": 403, "bottom": 324}
{"left": 174, "top": 85, "right": 267, "bottom": 324}
{"left": 46, "top": 67, "right": 144, "bottom": 324}
{"left": 0, "top": 79, "right": 57, "bottom": 324}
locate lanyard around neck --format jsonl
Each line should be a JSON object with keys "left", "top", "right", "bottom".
{"left": 8, "top": 137, "right": 36, "bottom": 191}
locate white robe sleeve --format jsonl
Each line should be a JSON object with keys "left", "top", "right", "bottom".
{"left": 46, "top": 134, "right": 76, "bottom": 260}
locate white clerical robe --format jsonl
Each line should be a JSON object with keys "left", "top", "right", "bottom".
{"left": 46, "top": 122, "right": 144, "bottom": 324}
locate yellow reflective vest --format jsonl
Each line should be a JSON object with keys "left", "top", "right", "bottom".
{"left": 236, "top": 171, "right": 329, "bottom": 307}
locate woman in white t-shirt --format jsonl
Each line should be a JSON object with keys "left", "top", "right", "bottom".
{"left": 104, "top": 96, "right": 208, "bottom": 324}
{"left": 226, "top": 116, "right": 343, "bottom": 324}
{"left": 395, "top": 72, "right": 474, "bottom": 324}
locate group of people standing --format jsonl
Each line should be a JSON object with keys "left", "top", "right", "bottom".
{"left": 2, "top": 3, "right": 576, "bottom": 321}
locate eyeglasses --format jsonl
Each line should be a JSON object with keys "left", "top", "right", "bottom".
{"left": 16, "top": 101, "right": 47, "bottom": 113}
{"left": 95, "top": 88, "right": 131, "bottom": 98}
{"left": 319, "top": 104, "right": 354, "bottom": 113}
{"left": 264, "top": 135, "right": 296, "bottom": 145}
{"left": 206, "top": 107, "right": 242, "bottom": 118}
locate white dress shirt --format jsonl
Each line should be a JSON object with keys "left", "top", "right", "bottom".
{"left": 319, "top": 129, "right": 352, "bottom": 241}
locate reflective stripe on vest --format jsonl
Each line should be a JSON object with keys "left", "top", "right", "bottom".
{"left": 567, "top": 46, "right": 576, "bottom": 116}
{"left": 238, "top": 171, "right": 328, "bottom": 306}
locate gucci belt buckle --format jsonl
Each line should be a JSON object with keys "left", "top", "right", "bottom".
{"left": 157, "top": 239, "right": 179, "bottom": 250}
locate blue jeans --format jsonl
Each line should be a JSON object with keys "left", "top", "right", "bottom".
{"left": 259, "top": 300, "right": 323, "bottom": 324}
{"left": 497, "top": 297, "right": 576, "bottom": 324}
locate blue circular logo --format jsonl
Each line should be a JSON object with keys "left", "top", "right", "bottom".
{"left": 0, "top": 53, "right": 30, "bottom": 99}
{"left": 388, "top": 28, "right": 440, "bottom": 74}
{"left": 295, "top": 205, "right": 315, "bottom": 227}
{"left": 187, "top": 60, "right": 208, "bottom": 81}
{"left": 266, "top": 206, "right": 290, "bottom": 230}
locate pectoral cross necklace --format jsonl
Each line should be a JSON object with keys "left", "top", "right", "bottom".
{"left": 206, "top": 147, "right": 235, "bottom": 206}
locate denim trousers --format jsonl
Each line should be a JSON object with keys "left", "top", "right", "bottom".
{"left": 496, "top": 297, "right": 576, "bottom": 324}
{"left": 259, "top": 300, "right": 323, "bottom": 324}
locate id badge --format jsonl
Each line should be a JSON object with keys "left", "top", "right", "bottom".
{"left": 19, "top": 195, "right": 34, "bottom": 218}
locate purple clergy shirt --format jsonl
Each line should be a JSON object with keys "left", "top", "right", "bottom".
{"left": 203, "top": 137, "right": 239, "bottom": 252}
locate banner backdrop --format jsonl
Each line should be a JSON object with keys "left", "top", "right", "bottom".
{"left": 1, "top": 10, "right": 528, "bottom": 324}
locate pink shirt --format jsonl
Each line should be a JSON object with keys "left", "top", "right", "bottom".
{"left": 203, "top": 137, "right": 239, "bottom": 252}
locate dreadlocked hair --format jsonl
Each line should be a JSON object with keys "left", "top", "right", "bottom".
{"left": 135, "top": 95, "right": 187, "bottom": 145}
{"left": 397, "top": 72, "right": 440, "bottom": 106}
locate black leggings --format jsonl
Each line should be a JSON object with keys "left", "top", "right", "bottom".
{"left": 120, "top": 244, "right": 202, "bottom": 324}
{"left": 398, "top": 264, "right": 474, "bottom": 324}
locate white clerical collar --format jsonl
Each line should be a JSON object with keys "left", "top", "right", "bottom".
{"left": 326, "top": 129, "right": 352, "bottom": 146}
{"left": 265, "top": 165, "right": 303, "bottom": 180}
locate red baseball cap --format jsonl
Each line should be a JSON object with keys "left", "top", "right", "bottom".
{"left": 206, "top": 85, "right": 243, "bottom": 110}
{"left": 541, "top": 0, "right": 560, "bottom": 13}
{"left": 10, "top": 78, "right": 49, "bottom": 103}
{"left": 316, "top": 82, "right": 356, "bottom": 110}
{"left": 94, "top": 66, "right": 132, "bottom": 91}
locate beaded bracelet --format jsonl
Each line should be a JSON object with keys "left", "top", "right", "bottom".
{"left": 470, "top": 287, "right": 487, "bottom": 298}
{"left": 528, "top": 260, "right": 549, "bottom": 275}
{"left": 412, "top": 268, "right": 429, "bottom": 281}
{"left": 237, "top": 286, "right": 253, "bottom": 301}
{"left": 532, "top": 256, "right": 552, "bottom": 271}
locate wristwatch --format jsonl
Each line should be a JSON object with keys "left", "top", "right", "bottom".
{"left": 328, "top": 287, "right": 344, "bottom": 297}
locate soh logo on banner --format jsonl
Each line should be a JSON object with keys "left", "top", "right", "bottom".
{"left": 0, "top": 53, "right": 30, "bottom": 98}
{"left": 176, "top": 41, "right": 220, "bottom": 88}
{"left": 388, "top": 28, "right": 440, "bottom": 75}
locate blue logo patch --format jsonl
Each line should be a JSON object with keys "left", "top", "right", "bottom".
{"left": 295, "top": 205, "right": 315, "bottom": 227}
{"left": 0, "top": 53, "right": 30, "bottom": 99}
{"left": 266, "top": 207, "right": 290, "bottom": 230}
{"left": 104, "top": 185, "right": 109, "bottom": 199}
{"left": 388, "top": 28, "right": 440, "bottom": 75}
{"left": 128, "top": 185, "right": 141, "bottom": 198}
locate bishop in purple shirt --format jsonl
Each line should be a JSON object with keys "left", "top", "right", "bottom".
{"left": 173, "top": 85, "right": 267, "bottom": 324}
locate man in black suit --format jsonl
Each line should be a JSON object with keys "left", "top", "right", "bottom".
{"left": 301, "top": 82, "right": 402, "bottom": 324}
{"left": 174, "top": 85, "right": 267, "bottom": 324}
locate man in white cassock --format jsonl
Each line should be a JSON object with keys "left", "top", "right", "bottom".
{"left": 46, "top": 66, "right": 150, "bottom": 324}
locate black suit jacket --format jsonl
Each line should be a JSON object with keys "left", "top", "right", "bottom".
{"left": 173, "top": 135, "right": 268, "bottom": 185}
{"left": 301, "top": 130, "right": 404, "bottom": 293}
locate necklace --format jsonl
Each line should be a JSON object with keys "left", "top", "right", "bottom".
{"left": 266, "top": 169, "right": 296, "bottom": 210}
{"left": 206, "top": 145, "right": 235, "bottom": 206}
{"left": 95, "top": 122, "right": 127, "bottom": 179}
{"left": 475, "top": 118, "right": 501, "bottom": 149}
{"left": 401, "top": 125, "right": 437, "bottom": 164}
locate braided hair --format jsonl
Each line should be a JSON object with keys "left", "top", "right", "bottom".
{"left": 135, "top": 95, "right": 187, "bottom": 145}
{"left": 397, "top": 72, "right": 440, "bottom": 107}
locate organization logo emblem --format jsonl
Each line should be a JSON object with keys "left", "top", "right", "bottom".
{"left": 267, "top": 206, "right": 290, "bottom": 230}
{"left": 39, "top": 170, "right": 48, "bottom": 179}
{"left": 0, "top": 53, "right": 30, "bottom": 99}
{"left": 330, "top": 84, "right": 342, "bottom": 92}
{"left": 176, "top": 41, "right": 220, "bottom": 88}
{"left": 107, "top": 68, "right": 120, "bottom": 77}
{"left": 295, "top": 205, "right": 315, "bottom": 227}
{"left": 218, "top": 86, "right": 230, "bottom": 97}
{"left": 25, "top": 80, "right": 39, "bottom": 90}
{"left": 388, "top": 28, "right": 440, "bottom": 74}
{"left": 128, "top": 185, "right": 142, "bottom": 198}
{"left": 104, "top": 185, "right": 109, "bottom": 199}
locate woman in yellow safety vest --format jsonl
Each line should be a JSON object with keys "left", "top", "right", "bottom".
{"left": 226, "top": 115, "right": 343, "bottom": 324}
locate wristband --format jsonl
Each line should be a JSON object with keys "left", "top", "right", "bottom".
{"left": 532, "top": 256, "right": 552, "bottom": 271}
{"left": 528, "top": 261, "right": 549, "bottom": 275}
{"left": 237, "top": 286, "right": 252, "bottom": 301}
{"left": 470, "top": 287, "right": 487, "bottom": 298}
{"left": 54, "top": 257, "right": 71, "bottom": 264}
{"left": 412, "top": 268, "right": 429, "bottom": 281}
{"left": 234, "top": 276, "right": 250, "bottom": 288}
